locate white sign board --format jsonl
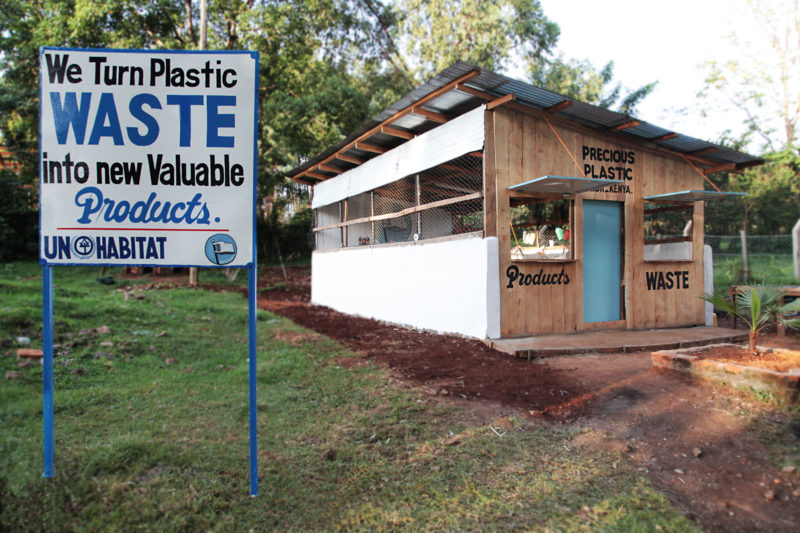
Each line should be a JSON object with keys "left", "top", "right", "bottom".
{"left": 39, "top": 48, "right": 258, "bottom": 267}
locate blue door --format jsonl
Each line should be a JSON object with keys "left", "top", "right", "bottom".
{"left": 582, "top": 200, "right": 622, "bottom": 323}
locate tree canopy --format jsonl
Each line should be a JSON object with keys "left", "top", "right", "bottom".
{"left": 2, "top": 0, "right": 791, "bottom": 263}
{"left": 699, "top": 0, "right": 799, "bottom": 235}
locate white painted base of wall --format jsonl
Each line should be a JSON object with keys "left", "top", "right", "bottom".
{"left": 311, "top": 236, "right": 501, "bottom": 339}
{"left": 644, "top": 241, "right": 692, "bottom": 261}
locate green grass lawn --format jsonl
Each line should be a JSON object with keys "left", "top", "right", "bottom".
{"left": 713, "top": 254, "right": 796, "bottom": 294}
{"left": 1, "top": 262, "right": 696, "bottom": 531}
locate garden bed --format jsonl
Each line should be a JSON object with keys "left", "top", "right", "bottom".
{"left": 652, "top": 343, "right": 800, "bottom": 403}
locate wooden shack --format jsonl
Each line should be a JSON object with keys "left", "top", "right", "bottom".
{"left": 288, "top": 63, "right": 760, "bottom": 339}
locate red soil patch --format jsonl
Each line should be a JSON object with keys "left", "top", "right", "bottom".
{"left": 691, "top": 344, "right": 800, "bottom": 373}
{"left": 125, "top": 266, "right": 800, "bottom": 531}
{"left": 260, "top": 295, "right": 590, "bottom": 418}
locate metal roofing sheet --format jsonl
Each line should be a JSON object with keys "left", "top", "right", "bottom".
{"left": 659, "top": 136, "right": 711, "bottom": 153}
{"left": 644, "top": 190, "right": 748, "bottom": 202}
{"left": 623, "top": 122, "right": 673, "bottom": 139}
{"left": 496, "top": 80, "right": 565, "bottom": 109}
{"left": 289, "top": 61, "right": 763, "bottom": 179}
{"left": 427, "top": 90, "right": 476, "bottom": 111}
{"left": 558, "top": 102, "right": 630, "bottom": 129}
{"left": 509, "top": 175, "right": 623, "bottom": 194}
{"left": 390, "top": 113, "right": 428, "bottom": 130}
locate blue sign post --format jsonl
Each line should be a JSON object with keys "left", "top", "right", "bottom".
{"left": 39, "top": 47, "right": 260, "bottom": 495}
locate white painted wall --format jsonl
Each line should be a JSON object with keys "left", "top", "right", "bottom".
{"left": 312, "top": 236, "right": 501, "bottom": 339}
{"left": 704, "top": 244, "right": 714, "bottom": 326}
{"left": 644, "top": 241, "right": 692, "bottom": 261}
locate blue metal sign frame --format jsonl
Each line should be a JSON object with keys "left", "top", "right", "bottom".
{"left": 38, "top": 47, "right": 261, "bottom": 496}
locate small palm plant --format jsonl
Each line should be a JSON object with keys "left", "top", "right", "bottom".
{"left": 702, "top": 287, "right": 800, "bottom": 355}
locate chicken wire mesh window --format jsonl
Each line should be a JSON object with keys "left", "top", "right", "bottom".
{"left": 509, "top": 198, "right": 572, "bottom": 261}
{"left": 313, "top": 153, "right": 484, "bottom": 249}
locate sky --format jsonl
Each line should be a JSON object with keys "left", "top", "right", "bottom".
{"left": 535, "top": 0, "right": 759, "bottom": 148}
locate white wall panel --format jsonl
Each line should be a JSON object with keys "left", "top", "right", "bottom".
{"left": 311, "top": 236, "right": 500, "bottom": 339}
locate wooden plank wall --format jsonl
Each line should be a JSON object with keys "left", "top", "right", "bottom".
{"left": 489, "top": 108, "right": 705, "bottom": 337}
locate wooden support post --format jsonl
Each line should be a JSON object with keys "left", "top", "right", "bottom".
{"left": 793, "top": 218, "right": 800, "bottom": 280}
{"left": 415, "top": 174, "right": 421, "bottom": 239}
{"left": 740, "top": 229, "right": 750, "bottom": 281}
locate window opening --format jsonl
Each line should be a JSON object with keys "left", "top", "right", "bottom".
{"left": 643, "top": 203, "right": 693, "bottom": 261}
{"left": 510, "top": 197, "right": 572, "bottom": 261}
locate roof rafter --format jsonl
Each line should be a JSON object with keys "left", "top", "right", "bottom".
{"left": 293, "top": 69, "right": 480, "bottom": 183}
{"left": 411, "top": 106, "right": 447, "bottom": 123}
{"left": 649, "top": 132, "right": 679, "bottom": 143}
{"left": 609, "top": 120, "right": 640, "bottom": 132}
{"left": 544, "top": 100, "right": 573, "bottom": 113}
{"left": 335, "top": 153, "right": 364, "bottom": 165}
{"left": 703, "top": 163, "right": 737, "bottom": 175}
{"left": 380, "top": 126, "right": 414, "bottom": 140}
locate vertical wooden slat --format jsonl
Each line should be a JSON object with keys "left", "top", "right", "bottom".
{"left": 483, "top": 110, "right": 497, "bottom": 238}
{"left": 508, "top": 111, "right": 526, "bottom": 335}
{"left": 521, "top": 113, "right": 540, "bottom": 334}
{"left": 494, "top": 109, "right": 513, "bottom": 336}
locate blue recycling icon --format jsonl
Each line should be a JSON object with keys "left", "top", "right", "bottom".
{"left": 72, "top": 235, "right": 95, "bottom": 259}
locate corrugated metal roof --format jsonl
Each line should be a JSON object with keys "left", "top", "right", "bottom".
{"left": 510, "top": 175, "right": 624, "bottom": 194}
{"left": 289, "top": 62, "right": 763, "bottom": 182}
{"left": 644, "top": 190, "right": 748, "bottom": 202}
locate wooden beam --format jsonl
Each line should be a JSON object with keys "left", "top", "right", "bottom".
{"left": 486, "top": 93, "right": 516, "bottom": 110}
{"left": 504, "top": 100, "right": 721, "bottom": 168}
{"left": 468, "top": 151, "right": 483, "bottom": 158}
{"left": 380, "top": 126, "right": 414, "bottom": 140}
{"left": 335, "top": 153, "right": 363, "bottom": 165}
{"left": 313, "top": 192, "right": 483, "bottom": 232}
{"left": 688, "top": 147, "right": 718, "bottom": 157}
{"left": 306, "top": 171, "right": 329, "bottom": 181}
{"left": 411, "top": 106, "right": 448, "bottom": 123}
{"left": 292, "top": 69, "right": 479, "bottom": 183}
{"left": 318, "top": 164, "right": 343, "bottom": 174}
{"left": 736, "top": 160, "right": 765, "bottom": 170}
{"left": 355, "top": 142, "right": 386, "bottom": 154}
{"left": 455, "top": 83, "right": 495, "bottom": 100}
{"left": 703, "top": 163, "right": 737, "bottom": 175}
{"left": 644, "top": 204, "right": 692, "bottom": 215}
{"left": 544, "top": 100, "right": 573, "bottom": 113}
{"left": 649, "top": 132, "right": 679, "bottom": 143}
{"left": 610, "top": 120, "right": 640, "bottom": 132}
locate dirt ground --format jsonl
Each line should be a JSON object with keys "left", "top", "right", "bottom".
{"left": 132, "top": 266, "right": 800, "bottom": 532}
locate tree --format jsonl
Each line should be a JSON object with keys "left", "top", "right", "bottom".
{"left": 0, "top": 0, "right": 189, "bottom": 181}
{"left": 530, "top": 56, "right": 656, "bottom": 114}
{"left": 702, "top": 287, "right": 800, "bottom": 355}
{"left": 396, "top": 0, "right": 654, "bottom": 113}
{"left": 700, "top": 0, "right": 800, "bottom": 152}
{"left": 397, "top": 0, "right": 559, "bottom": 79}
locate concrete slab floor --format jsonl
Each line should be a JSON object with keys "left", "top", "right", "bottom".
{"left": 486, "top": 326, "right": 748, "bottom": 359}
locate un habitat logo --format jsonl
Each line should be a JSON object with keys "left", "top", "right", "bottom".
{"left": 42, "top": 235, "right": 167, "bottom": 261}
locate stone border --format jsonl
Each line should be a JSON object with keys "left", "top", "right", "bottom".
{"left": 652, "top": 343, "right": 800, "bottom": 404}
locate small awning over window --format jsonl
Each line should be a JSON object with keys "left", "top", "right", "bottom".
{"left": 509, "top": 175, "right": 623, "bottom": 194}
{"left": 643, "top": 190, "right": 748, "bottom": 202}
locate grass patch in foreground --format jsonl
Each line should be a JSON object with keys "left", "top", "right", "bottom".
{"left": 1, "top": 262, "right": 696, "bottom": 531}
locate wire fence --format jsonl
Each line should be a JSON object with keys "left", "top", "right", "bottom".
{"left": 313, "top": 152, "right": 484, "bottom": 250}
{"left": 705, "top": 234, "right": 796, "bottom": 288}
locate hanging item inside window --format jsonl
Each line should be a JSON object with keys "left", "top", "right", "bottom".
{"left": 510, "top": 198, "right": 572, "bottom": 261}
